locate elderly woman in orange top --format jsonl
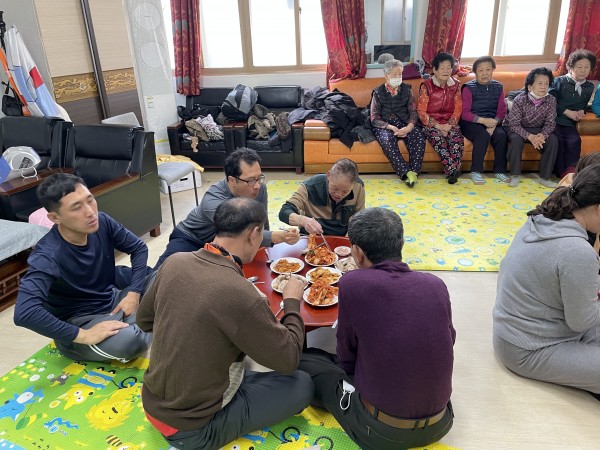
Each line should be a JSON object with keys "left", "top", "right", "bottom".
{"left": 417, "top": 52, "right": 464, "bottom": 184}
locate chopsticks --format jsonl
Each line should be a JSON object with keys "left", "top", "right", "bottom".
{"left": 319, "top": 233, "right": 333, "bottom": 252}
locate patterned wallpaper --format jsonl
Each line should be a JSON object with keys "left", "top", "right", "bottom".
{"left": 53, "top": 68, "right": 137, "bottom": 103}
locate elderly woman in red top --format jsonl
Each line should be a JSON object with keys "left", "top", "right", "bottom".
{"left": 417, "top": 53, "right": 464, "bottom": 184}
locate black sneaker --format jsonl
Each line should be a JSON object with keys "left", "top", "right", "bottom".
{"left": 447, "top": 170, "right": 458, "bottom": 184}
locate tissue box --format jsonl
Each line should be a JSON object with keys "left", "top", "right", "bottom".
{"left": 159, "top": 170, "right": 202, "bottom": 194}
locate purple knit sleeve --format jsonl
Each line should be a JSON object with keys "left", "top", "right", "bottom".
{"left": 541, "top": 96, "right": 557, "bottom": 138}
{"left": 508, "top": 96, "right": 529, "bottom": 141}
{"left": 461, "top": 86, "right": 476, "bottom": 122}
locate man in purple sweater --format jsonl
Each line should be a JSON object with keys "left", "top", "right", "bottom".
{"left": 299, "top": 207, "right": 455, "bottom": 450}
{"left": 14, "top": 173, "right": 152, "bottom": 362}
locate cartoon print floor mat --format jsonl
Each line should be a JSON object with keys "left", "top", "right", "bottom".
{"left": 267, "top": 176, "right": 552, "bottom": 272}
{"left": 0, "top": 344, "right": 460, "bottom": 450}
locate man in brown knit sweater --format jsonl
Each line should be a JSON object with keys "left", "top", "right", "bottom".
{"left": 137, "top": 197, "right": 313, "bottom": 450}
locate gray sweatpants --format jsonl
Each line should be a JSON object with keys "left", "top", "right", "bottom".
{"left": 55, "top": 287, "right": 152, "bottom": 363}
{"left": 493, "top": 329, "right": 600, "bottom": 393}
{"left": 506, "top": 126, "right": 558, "bottom": 179}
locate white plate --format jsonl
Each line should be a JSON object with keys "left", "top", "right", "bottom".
{"left": 303, "top": 286, "right": 339, "bottom": 307}
{"left": 271, "top": 274, "right": 308, "bottom": 294}
{"left": 305, "top": 251, "right": 339, "bottom": 267}
{"left": 334, "top": 246, "right": 352, "bottom": 257}
{"left": 305, "top": 267, "right": 342, "bottom": 285}
{"left": 270, "top": 257, "right": 305, "bottom": 274}
{"left": 335, "top": 257, "right": 358, "bottom": 273}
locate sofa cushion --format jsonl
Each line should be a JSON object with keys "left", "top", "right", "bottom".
{"left": 186, "top": 88, "right": 233, "bottom": 110}
{"left": 72, "top": 125, "right": 138, "bottom": 160}
{"left": 578, "top": 113, "right": 600, "bottom": 135}
{"left": 255, "top": 86, "right": 302, "bottom": 109}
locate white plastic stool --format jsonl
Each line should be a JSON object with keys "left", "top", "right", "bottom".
{"left": 157, "top": 162, "right": 199, "bottom": 227}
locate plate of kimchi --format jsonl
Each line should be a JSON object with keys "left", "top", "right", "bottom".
{"left": 305, "top": 246, "right": 338, "bottom": 267}
{"left": 306, "top": 267, "right": 342, "bottom": 285}
{"left": 303, "top": 281, "right": 339, "bottom": 307}
{"left": 270, "top": 257, "right": 305, "bottom": 274}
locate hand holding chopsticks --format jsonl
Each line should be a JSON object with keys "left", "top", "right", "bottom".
{"left": 319, "top": 233, "right": 333, "bottom": 252}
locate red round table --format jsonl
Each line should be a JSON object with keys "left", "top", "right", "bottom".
{"left": 244, "top": 236, "right": 351, "bottom": 330}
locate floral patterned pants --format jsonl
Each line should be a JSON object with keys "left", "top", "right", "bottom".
{"left": 373, "top": 117, "right": 425, "bottom": 178}
{"left": 422, "top": 125, "right": 464, "bottom": 176}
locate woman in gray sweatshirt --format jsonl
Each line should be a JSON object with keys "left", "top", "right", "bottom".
{"left": 493, "top": 163, "right": 600, "bottom": 395}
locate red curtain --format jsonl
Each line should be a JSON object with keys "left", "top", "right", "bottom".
{"left": 421, "top": 0, "right": 468, "bottom": 71}
{"left": 320, "top": 0, "right": 366, "bottom": 84}
{"left": 556, "top": 0, "right": 600, "bottom": 80}
{"left": 171, "top": 0, "right": 201, "bottom": 95}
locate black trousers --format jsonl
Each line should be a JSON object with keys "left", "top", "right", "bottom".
{"left": 460, "top": 120, "right": 508, "bottom": 173}
{"left": 298, "top": 348, "right": 454, "bottom": 450}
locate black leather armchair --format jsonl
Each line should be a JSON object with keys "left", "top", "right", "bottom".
{"left": 167, "top": 87, "right": 237, "bottom": 168}
{"left": 65, "top": 125, "right": 162, "bottom": 237}
{"left": 0, "top": 116, "right": 71, "bottom": 170}
{"left": 0, "top": 116, "right": 71, "bottom": 221}
{"left": 234, "top": 85, "right": 304, "bottom": 173}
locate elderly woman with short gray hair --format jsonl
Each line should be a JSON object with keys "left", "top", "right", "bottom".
{"left": 370, "top": 59, "right": 426, "bottom": 188}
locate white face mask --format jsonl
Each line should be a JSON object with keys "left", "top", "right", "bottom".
{"left": 529, "top": 91, "right": 548, "bottom": 100}
{"left": 388, "top": 77, "right": 402, "bottom": 87}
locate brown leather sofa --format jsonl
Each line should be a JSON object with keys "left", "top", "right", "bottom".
{"left": 303, "top": 71, "right": 600, "bottom": 174}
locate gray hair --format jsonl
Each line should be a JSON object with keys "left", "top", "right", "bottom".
{"left": 377, "top": 52, "right": 395, "bottom": 64}
{"left": 330, "top": 158, "right": 359, "bottom": 183}
{"left": 348, "top": 208, "right": 404, "bottom": 264}
{"left": 383, "top": 59, "right": 403, "bottom": 75}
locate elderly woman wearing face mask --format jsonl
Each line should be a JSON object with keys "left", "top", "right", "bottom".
{"left": 460, "top": 56, "right": 509, "bottom": 185}
{"left": 417, "top": 52, "right": 464, "bottom": 184}
{"left": 371, "top": 59, "right": 426, "bottom": 188}
{"left": 505, "top": 67, "right": 558, "bottom": 188}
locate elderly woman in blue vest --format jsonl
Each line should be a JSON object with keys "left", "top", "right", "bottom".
{"left": 549, "top": 49, "right": 596, "bottom": 178}
{"left": 371, "top": 59, "right": 426, "bottom": 188}
{"left": 460, "top": 56, "right": 509, "bottom": 185}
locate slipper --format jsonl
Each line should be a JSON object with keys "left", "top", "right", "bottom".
{"left": 405, "top": 171, "right": 418, "bottom": 188}
{"left": 508, "top": 176, "right": 520, "bottom": 188}
{"left": 539, "top": 178, "right": 558, "bottom": 188}
{"left": 471, "top": 172, "right": 485, "bottom": 185}
{"left": 495, "top": 173, "right": 510, "bottom": 183}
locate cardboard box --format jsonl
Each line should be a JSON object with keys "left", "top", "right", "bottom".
{"left": 159, "top": 169, "right": 202, "bottom": 194}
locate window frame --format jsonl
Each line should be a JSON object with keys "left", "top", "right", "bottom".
{"left": 380, "top": 0, "right": 413, "bottom": 45}
{"left": 460, "top": 0, "right": 565, "bottom": 64}
{"left": 200, "top": 0, "right": 326, "bottom": 75}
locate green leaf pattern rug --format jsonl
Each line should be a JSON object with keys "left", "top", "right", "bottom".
{"left": 0, "top": 344, "right": 460, "bottom": 450}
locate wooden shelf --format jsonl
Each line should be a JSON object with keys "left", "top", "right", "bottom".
{"left": 0, "top": 251, "right": 29, "bottom": 313}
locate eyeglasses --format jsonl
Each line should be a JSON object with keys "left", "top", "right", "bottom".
{"left": 234, "top": 174, "right": 266, "bottom": 187}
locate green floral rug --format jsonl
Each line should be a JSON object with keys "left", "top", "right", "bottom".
{"left": 0, "top": 344, "right": 460, "bottom": 450}
{"left": 267, "top": 176, "right": 552, "bottom": 272}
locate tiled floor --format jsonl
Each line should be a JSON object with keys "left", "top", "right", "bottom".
{"left": 1, "top": 170, "right": 598, "bottom": 450}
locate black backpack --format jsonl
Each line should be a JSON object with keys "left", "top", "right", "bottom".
{"left": 2, "top": 82, "right": 24, "bottom": 117}
{"left": 221, "top": 84, "right": 258, "bottom": 121}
